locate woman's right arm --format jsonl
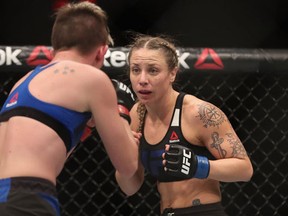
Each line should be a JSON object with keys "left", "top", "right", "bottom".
{"left": 115, "top": 103, "right": 145, "bottom": 196}
{"left": 115, "top": 159, "right": 145, "bottom": 196}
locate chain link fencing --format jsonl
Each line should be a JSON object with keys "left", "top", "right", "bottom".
{"left": 0, "top": 47, "right": 287, "bottom": 215}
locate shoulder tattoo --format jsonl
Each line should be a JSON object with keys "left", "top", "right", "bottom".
{"left": 196, "top": 103, "right": 226, "bottom": 128}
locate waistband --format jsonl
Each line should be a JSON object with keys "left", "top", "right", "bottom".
{"left": 0, "top": 176, "right": 57, "bottom": 196}
{"left": 162, "top": 202, "right": 226, "bottom": 216}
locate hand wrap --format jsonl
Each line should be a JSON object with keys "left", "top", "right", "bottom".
{"left": 111, "top": 79, "right": 135, "bottom": 124}
{"left": 164, "top": 144, "right": 210, "bottom": 179}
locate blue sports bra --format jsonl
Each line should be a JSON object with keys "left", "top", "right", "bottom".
{"left": 139, "top": 92, "right": 215, "bottom": 182}
{"left": 0, "top": 63, "right": 91, "bottom": 152}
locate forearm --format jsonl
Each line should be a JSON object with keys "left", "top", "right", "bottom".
{"left": 115, "top": 164, "right": 144, "bottom": 196}
{"left": 208, "top": 157, "right": 253, "bottom": 182}
{"left": 98, "top": 115, "right": 139, "bottom": 179}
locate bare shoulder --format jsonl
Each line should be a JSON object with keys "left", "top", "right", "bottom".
{"left": 60, "top": 61, "right": 112, "bottom": 88}
{"left": 56, "top": 61, "right": 115, "bottom": 107}
{"left": 53, "top": 61, "right": 108, "bottom": 79}
{"left": 182, "top": 94, "right": 203, "bottom": 116}
{"left": 182, "top": 94, "right": 227, "bottom": 128}
{"left": 84, "top": 66, "right": 114, "bottom": 98}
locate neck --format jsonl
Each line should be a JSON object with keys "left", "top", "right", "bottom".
{"left": 52, "top": 49, "right": 94, "bottom": 65}
{"left": 146, "top": 89, "right": 178, "bottom": 122}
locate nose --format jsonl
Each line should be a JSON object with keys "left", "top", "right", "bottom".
{"left": 139, "top": 71, "right": 148, "bottom": 86}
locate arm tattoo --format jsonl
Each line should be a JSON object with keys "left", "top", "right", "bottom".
{"left": 210, "top": 132, "right": 227, "bottom": 158}
{"left": 226, "top": 133, "right": 247, "bottom": 158}
{"left": 197, "top": 103, "right": 225, "bottom": 128}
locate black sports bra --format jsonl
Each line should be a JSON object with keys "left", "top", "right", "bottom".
{"left": 139, "top": 92, "right": 215, "bottom": 182}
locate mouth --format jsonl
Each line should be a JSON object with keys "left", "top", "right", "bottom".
{"left": 137, "top": 90, "right": 152, "bottom": 100}
{"left": 138, "top": 90, "right": 152, "bottom": 95}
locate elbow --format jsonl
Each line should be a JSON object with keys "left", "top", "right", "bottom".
{"left": 123, "top": 189, "right": 137, "bottom": 197}
{"left": 118, "top": 160, "right": 138, "bottom": 179}
{"left": 123, "top": 179, "right": 143, "bottom": 197}
{"left": 247, "top": 164, "right": 254, "bottom": 181}
{"left": 115, "top": 170, "right": 143, "bottom": 197}
{"left": 243, "top": 162, "right": 254, "bottom": 182}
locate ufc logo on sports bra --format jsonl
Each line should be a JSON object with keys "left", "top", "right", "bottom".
{"left": 181, "top": 149, "right": 191, "bottom": 175}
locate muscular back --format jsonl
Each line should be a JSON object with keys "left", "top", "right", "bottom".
{"left": 0, "top": 61, "right": 103, "bottom": 184}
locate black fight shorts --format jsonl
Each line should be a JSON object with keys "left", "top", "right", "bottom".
{"left": 161, "top": 202, "right": 227, "bottom": 216}
{"left": 0, "top": 177, "right": 60, "bottom": 216}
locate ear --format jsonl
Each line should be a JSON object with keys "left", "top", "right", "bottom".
{"left": 51, "top": 49, "right": 56, "bottom": 58}
{"left": 95, "top": 45, "right": 108, "bottom": 68}
{"left": 170, "top": 67, "right": 178, "bottom": 83}
{"left": 99, "top": 45, "right": 108, "bottom": 57}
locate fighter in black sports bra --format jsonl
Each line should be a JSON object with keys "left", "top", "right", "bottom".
{"left": 0, "top": 63, "right": 91, "bottom": 152}
{"left": 140, "top": 93, "right": 215, "bottom": 182}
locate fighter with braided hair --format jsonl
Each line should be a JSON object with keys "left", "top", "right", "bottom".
{"left": 115, "top": 34, "right": 253, "bottom": 216}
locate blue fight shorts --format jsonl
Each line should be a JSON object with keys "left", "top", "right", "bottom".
{"left": 0, "top": 177, "right": 60, "bottom": 216}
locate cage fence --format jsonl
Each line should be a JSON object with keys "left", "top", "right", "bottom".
{"left": 0, "top": 46, "right": 287, "bottom": 216}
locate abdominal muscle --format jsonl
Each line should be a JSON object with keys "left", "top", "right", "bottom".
{"left": 158, "top": 178, "right": 222, "bottom": 212}
{"left": 0, "top": 117, "right": 68, "bottom": 185}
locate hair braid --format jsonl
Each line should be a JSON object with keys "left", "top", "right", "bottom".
{"left": 136, "top": 103, "right": 146, "bottom": 133}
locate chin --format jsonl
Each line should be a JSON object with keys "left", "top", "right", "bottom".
{"left": 136, "top": 97, "right": 147, "bottom": 105}
{"left": 137, "top": 94, "right": 151, "bottom": 102}
{"left": 138, "top": 98, "right": 148, "bottom": 104}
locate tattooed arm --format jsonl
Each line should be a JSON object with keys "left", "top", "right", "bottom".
{"left": 195, "top": 100, "right": 253, "bottom": 182}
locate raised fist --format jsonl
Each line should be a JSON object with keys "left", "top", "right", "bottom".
{"left": 111, "top": 79, "right": 135, "bottom": 123}
{"left": 164, "top": 144, "right": 210, "bottom": 179}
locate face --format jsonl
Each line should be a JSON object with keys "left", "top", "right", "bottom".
{"left": 129, "top": 48, "right": 176, "bottom": 105}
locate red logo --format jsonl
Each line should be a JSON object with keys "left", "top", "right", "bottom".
{"left": 9, "top": 92, "right": 18, "bottom": 103}
{"left": 6, "top": 92, "right": 19, "bottom": 108}
{"left": 170, "top": 131, "right": 179, "bottom": 140}
{"left": 26, "top": 46, "right": 53, "bottom": 66}
{"left": 194, "top": 48, "right": 224, "bottom": 70}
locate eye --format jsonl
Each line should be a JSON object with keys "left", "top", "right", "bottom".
{"left": 130, "top": 66, "right": 140, "bottom": 74}
{"left": 148, "top": 67, "right": 159, "bottom": 75}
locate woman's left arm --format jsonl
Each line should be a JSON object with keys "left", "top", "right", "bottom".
{"left": 196, "top": 101, "right": 254, "bottom": 182}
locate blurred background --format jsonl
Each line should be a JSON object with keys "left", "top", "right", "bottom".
{"left": 1, "top": 0, "right": 288, "bottom": 48}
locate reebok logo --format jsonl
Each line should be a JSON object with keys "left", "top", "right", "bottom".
{"left": 26, "top": 46, "right": 53, "bottom": 66}
{"left": 169, "top": 131, "right": 180, "bottom": 143}
{"left": 194, "top": 48, "right": 224, "bottom": 70}
{"left": 6, "top": 92, "right": 19, "bottom": 108}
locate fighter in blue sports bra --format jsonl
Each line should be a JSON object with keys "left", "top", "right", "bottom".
{"left": 0, "top": 3, "right": 140, "bottom": 216}
{"left": 0, "top": 63, "right": 91, "bottom": 152}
